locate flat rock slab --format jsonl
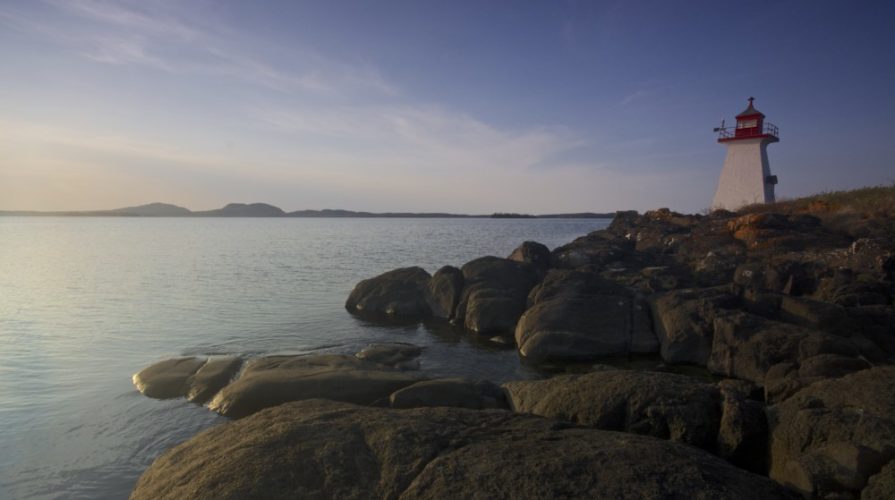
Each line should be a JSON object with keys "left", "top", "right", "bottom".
{"left": 131, "top": 399, "right": 796, "bottom": 500}
{"left": 134, "top": 356, "right": 243, "bottom": 404}
{"left": 504, "top": 369, "right": 722, "bottom": 450}
{"left": 207, "top": 354, "right": 421, "bottom": 418}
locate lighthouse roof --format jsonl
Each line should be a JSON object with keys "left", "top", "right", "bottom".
{"left": 736, "top": 97, "right": 765, "bottom": 118}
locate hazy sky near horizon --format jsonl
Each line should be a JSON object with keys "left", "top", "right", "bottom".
{"left": 1, "top": 1, "right": 893, "bottom": 213}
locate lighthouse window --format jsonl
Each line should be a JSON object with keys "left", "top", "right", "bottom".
{"left": 737, "top": 119, "right": 758, "bottom": 129}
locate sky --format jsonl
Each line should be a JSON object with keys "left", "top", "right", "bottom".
{"left": 1, "top": 0, "right": 893, "bottom": 213}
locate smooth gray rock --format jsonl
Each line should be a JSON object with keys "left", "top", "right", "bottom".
{"left": 503, "top": 369, "right": 722, "bottom": 450}
{"left": 345, "top": 267, "right": 432, "bottom": 318}
{"left": 207, "top": 354, "right": 421, "bottom": 418}
{"left": 389, "top": 378, "right": 507, "bottom": 410}
{"left": 131, "top": 400, "right": 796, "bottom": 500}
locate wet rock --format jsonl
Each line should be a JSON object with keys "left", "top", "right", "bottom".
{"left": 355, "top": 343, "right": 422, "bottom": 370}
{"left": 651, "top": 287, "right": 738, "bottom": 365}
{"left": 132, "top": 399, "right": 796, "bottom": 500}
{"left": 455, "top": 256, "right": 540, "bottom": 335}
{"left": 186, "top": 356, "right": 243, "bottom": 404}
{"left": 132, "top": 357, "right": 207, "bottom": 399}
{"left": 207, "top": 354, "right": 421, "bottom": 418}
{"left": 389, "top": 378, "right": 507, "bottom": 410}
{"left": 424, "top": 266, "right": 464, "bottom": 319}
{"left": 345, "top": 267, "right": 432, "bottom": 318}
{"left": 768, "top": 366, "right": 895, "bottom": 498}
{"left": 508, "top": 240, "right": 551, "bottom": 273}
{"left": 503, "top": 369, "right": 722, "bottom": 450}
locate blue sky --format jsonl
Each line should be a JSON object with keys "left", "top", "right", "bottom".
{"left": 1, "top": 0, "right": 893, "bottom": 213}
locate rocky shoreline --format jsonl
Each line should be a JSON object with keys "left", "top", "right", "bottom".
{"left": 131, "top": 202, "right": 894, "bottom": 499}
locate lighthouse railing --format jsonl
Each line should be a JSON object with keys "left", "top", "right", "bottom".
{"left": 717, "top": 122, "right": 779, "bottom": 139}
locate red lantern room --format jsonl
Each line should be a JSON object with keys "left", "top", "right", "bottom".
{"left": 717, "top": 97, "right": 779, "bottom": 143}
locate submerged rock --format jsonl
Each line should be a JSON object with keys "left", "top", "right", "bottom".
{"left": 503, "top": 369, "right": 722, "bottom": 451}
{"left": 207, "top": 354, "right": 421, "bottom": 418}
{"left": 131, "top": 399, "right": 796, "bottom": 500}
{"left": 355, "top": 342, "right": 422, "bottom": 370}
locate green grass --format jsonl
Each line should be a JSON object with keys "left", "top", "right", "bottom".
{"left": 737, "top": 184, "right": 895, "bottom": 218}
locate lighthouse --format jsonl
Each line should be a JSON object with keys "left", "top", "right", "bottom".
{"left": 711, "top": 97, "right": 780, "bottom": 211}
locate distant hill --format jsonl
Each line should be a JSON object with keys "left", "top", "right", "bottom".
{"left": 194, "top": 203, "right": 286, "bottom": 217}
{"left": 104, "top": 203, "right": 192, "bottom": 216}
{"left": 1, "top": 202, "right": 615, "bottom": 219}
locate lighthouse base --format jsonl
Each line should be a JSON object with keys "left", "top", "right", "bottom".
{"left": 712, "top": 138, "right": 777, "bottom": 211}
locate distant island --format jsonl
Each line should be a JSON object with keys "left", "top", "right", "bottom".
{"left": 0, "top": 202, "right": 614, "bottom": 219}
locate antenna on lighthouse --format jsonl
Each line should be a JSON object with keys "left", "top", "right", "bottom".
{"left": 713, "top": 119, "right": 725, "bottom": 133}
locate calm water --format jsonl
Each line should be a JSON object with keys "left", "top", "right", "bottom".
{"left": 0, "top": 217, "right": 609, "bottom": 499}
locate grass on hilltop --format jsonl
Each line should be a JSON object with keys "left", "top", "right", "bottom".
{"left": 736, "top": 184, "right": 895, "bottom": 218}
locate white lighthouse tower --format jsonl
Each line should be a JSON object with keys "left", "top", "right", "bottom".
{"left": 711, "top": 97, "right": 779, "bottom": 210}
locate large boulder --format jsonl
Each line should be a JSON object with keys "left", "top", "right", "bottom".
{"left": 503, "top": 369, "right": 722, "bottom": 451}
{"left": 550, "top": 230, "right": 634, "bottom": 269}
{"left": 345, "top": 267, "right": 432, "bottom": 318}
{"left": 423, "top": 266, "right": 464, "bottom": 319}
{"left": 389, "top": 378, "right": 507, "bottom": 410}
{"left": 768, "top": 366, "right": 895, "bottom": 498}
{"left": 454, "top": 256, "right": 540, "bottom": 334}
{"left": 650, "top": 287, "right": 738, "bottom": 365}
{"left": 207, "top": 354, "right": 421, "bottom": 418}
{"left": 133, "top": 357, "right": 242, "bottom": 403}
{"left": 516, "top": 270, "right": 658, "bottom": 362}
{"left": 132, "top": 399, "right": 796, "bottom": 500}
{"left": 508, "top": 240, "right": 551, "bottom": 273}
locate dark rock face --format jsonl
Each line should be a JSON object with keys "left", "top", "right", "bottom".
{"left": 355, "top": 343, "right": 422, "bottom": 370}
{"left": 508, "top": 240, "right": 551, "bottom": 273}
{"left": 503, "top": 370, "right": 722, "bottom": 451}
{"left": 651, "top": 287, "right": 739, "bottom": 365}
{"left": 345, "top": 267, "right": 432, "bottom": 318}
{"left": 863, "top": 461, "right": 895, "bottom": 500}
{"left": 717, "top": 380, "right": 769, "bottom": 473}
{"left": 389, "top": 378, "right": 507, "bottom": 410}
{"left": 133, "top": 357, "right": 241, "bottom": 404}
{"left": 768, "top": 366, "right": 895, "bottom": 498}
{"left": 207, "top": 354, "right": 421, "bottom": 418}
{"left": 550, "top": 231, "right": 634, "bottom": 269}
{"left": 455, "top": 256, "right": 540, "bottom": 334}
{"left": 516, "top": 270, "right": 657, "bottom": 362}
{"left": 131, "top": 400, "right": 796, "bottom": 500}
{"left": 424, "top": 266, "right": 464, "bottom": 319}
{"left": 707, "top": 311, "right": 860, "bottom": 385}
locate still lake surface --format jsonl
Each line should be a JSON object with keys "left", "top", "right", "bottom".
{"left": 0, "top": 216, "right": 609, "bottom": 499}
